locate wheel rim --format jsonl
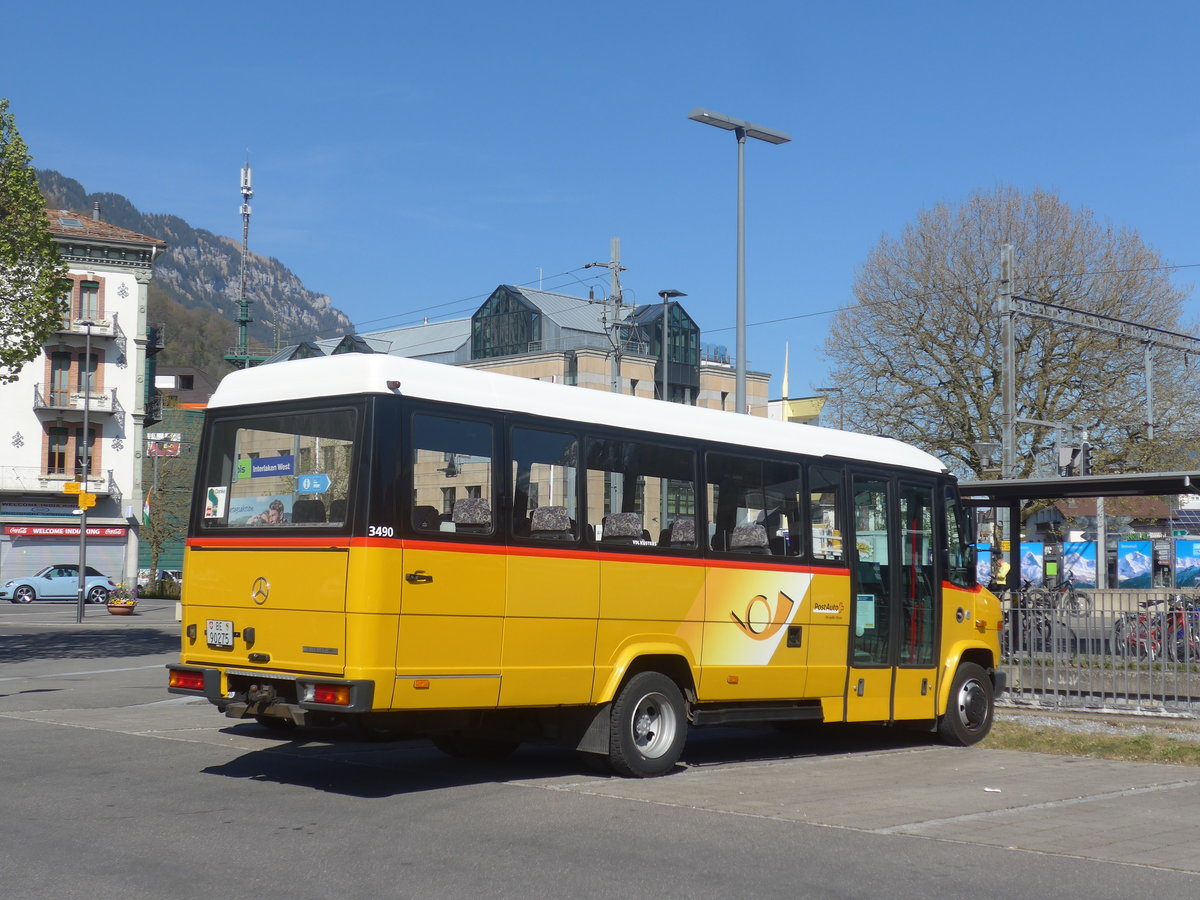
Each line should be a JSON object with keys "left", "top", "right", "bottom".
{"left": 87, "top": 587, "right": 107, "bottom": 604}
{"left": 15, "top": 586, "right": 34, "bottom": 603}
{"left": 954, "top": 677, "right": 989, "bottom": 733}
{"left": 629, "top": 690, "right": 678, "bottom": 759}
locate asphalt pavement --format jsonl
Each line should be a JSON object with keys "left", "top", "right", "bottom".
{"left": 2, "top": 598, "right": 1199, "bottom": 897}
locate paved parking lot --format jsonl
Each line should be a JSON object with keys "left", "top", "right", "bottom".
{"left": 3, "top": 600, "right": 1200, "bottom": 897}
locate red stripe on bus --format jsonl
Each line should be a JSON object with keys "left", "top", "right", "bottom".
{"left": 186, "top": 535, "right": 849, "bottom": 575}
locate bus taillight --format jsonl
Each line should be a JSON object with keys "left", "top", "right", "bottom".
{"left": 169, "top": 669, "right": 205, "bottom": 692}
{"left": 305, "top": 683, "right": 352, "bottom": 706}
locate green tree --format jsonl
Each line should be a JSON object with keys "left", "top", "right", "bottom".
{"left": 823, "top": 185, "right": 1195, "bottom": 479}
{"left": 142, "top": 410, "right": 203, "bottom": 591}
{"left": 0, "top": 98, "right": 67, "bottom": 383}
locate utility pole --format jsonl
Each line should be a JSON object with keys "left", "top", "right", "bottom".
{"left": 586, "top": 239, "right": 627, "bottom": 393}
{"left": 75, "top": 320, "right": 93, "bottom": 623}
{"left": 609, "top": 237, "right": 623, "bottom": 393}
{"left": 1144, "top": 342, "right": 1156, "bottom": 441}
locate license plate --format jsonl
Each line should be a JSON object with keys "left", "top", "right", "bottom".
{"left": 206, "top": 619, "right": 234, "bottom": 648}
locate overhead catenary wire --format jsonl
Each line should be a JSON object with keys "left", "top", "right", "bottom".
{"left": 271, "top": 260, "right": 1200, "bottom": 349}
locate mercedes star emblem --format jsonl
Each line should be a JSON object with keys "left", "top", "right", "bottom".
{"left": 251, "top": 576, "right": 270, "bottom": 605}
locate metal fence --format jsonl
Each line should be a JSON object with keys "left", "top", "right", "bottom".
{"left": 1000, "top": 589, "right": 1200, "bottom": 715}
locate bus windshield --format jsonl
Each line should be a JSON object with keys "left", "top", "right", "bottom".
{"left": 198, "top": 405, "right": 359, "bottom": 529}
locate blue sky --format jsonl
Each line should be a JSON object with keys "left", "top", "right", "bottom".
{"left": 5, "top": 1, "right": 1198, "bottom": 396}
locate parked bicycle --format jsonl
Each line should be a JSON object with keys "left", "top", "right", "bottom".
{"left": 1002, "top": 580, "right": 1072, "bottom": 655}
{"left": 1111, "top": 594, "right": 1200, "bottom": 662}
{"left": 1041, "top": 573, "right": 1092, "bottom": 616}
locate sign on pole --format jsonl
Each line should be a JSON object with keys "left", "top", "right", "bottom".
{"left": 146, "top": 433, "right": 183, "bottom": 457}
{"left": 77, "top": 492, "right": 96, "bottom": 509}
{"left": 298, "top": 473, "right": 331, "bottom": 494}
{"left": 62, "top": 482, "right": 82, "bottom": 495}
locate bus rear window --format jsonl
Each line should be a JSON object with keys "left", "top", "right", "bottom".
{"left": 200, "top": 408, "right": 358, "bottom": 529}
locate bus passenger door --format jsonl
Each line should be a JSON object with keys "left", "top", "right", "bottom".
{"left": 397, "top": 541, "right": 505, "bottom": 709}
{"left": 845, "top": 477, "right": 938, "bottom": 723}
{"left": 395, "top": 410, "right": 504, "bottom": 710}
{"left": 891, "top": 482, "right": 939, "bottom": 721}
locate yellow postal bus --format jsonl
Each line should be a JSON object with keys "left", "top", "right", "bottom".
{"left": 168, "top": 353, "right": 1003, "bottom": 776}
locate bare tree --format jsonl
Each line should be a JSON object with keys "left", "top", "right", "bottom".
{"left": 823, "top": 185, "right": 1195, "bottom": 478}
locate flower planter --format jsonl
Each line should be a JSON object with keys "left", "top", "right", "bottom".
{"left": 106, "top": 603, "right": 136, "bottom": 616}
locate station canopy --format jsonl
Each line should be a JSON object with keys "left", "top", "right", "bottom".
{"left": 958, "top": 472, "right": 1200, "bottom": 505}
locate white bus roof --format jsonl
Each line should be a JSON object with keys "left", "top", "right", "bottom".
{"left": 208, "top": 354, "right": 947, "bottom": 476}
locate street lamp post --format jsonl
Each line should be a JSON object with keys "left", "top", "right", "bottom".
{"left": 76, "top": 320, "right": 95, "bottom": 622}
{"left": 688, "top": 108, "right": 791, "bottom": 414}
{"left": 815, "top": 386, "right": 845, "bottom": 430}
{"left": 657, "top": 289, "right": 687, "bottom": 403}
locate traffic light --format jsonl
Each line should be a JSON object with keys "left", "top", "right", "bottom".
{"left": 1079, "top": 441, "right": 1092, "bottom": 476}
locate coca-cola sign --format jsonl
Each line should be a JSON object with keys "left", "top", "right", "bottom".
{"left": 3, "top": 525, "right": 127, "bottom": 538}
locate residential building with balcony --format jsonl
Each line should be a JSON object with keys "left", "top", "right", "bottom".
{"left": 0, "top": 209, "right": 167, "bottom": 584}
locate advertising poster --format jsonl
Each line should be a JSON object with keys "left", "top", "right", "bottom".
{"left": 1174, "top": 539, "right": 1200, "bottom": 588}
{"left": 1062, "top": 541, "right": 1098, "bottom": 588}
{"left": 975, "top": 544, "right": 991, "bottom": 587}
{"left": 1116, "top": 540, "right": 1154, "bottom": 588}
{"left": 228, "top": 495, "right": 294, "bottom": 526}
{"left": 1019, "top": 542, "right": 1045, "bottom": 588}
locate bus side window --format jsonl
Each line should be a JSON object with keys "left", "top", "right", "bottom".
{"left": 705, "top": 452, "right": 802, "bottom": 557}
{"left": 943, "top": 485, "right": 976, "bottom": 588}
{"left": 585, "top": 438, "right": 695, "bottom": 548}
{"left": 809, "top": 465, "right": 845, "bottom": 563}
{"left": 409, "top": 412, "right": 495, "bottom": 536}
{"left": 510, "top": 426, "right": 580, "bottom": 542}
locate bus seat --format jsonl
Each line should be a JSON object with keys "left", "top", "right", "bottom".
{"left": 328, "top": 499, "right": 347, "bottom": 522}
{"left": 729, "top": 523, "right": 770, "bottom": 554}
{"left": 530, "top": 505, "right": 573, "bottom": 540}
{"left": 452, "top": 498, "right": 492, "bottom": 534}
{"left": 601, "top": 512, "right": 644, "bottom": 544}
{"left": 413, "top": 505, "right": 441, "bottom": 531}
{"left": 665, "top": 516, "right": 696, "bottom": 548}
{"left": 292, "top": 499, "right": 326, "bottom": 524}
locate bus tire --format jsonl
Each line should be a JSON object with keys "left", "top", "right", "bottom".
{"left": 608, "top": 671, "right": 687, "bottom": 778}
{"left": 938, "top": 662, "right": 994, "bottom": 746}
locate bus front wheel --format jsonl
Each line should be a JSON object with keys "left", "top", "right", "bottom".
{"left": 608, "top": 671, "right": 687, "bottom": 778}
{"left": 938, "top": 662, "right": 994, "bottom": 746}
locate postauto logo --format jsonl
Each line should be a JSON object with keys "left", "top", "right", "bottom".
{"left": 730, "top": 591, "right": 796, "bottom": 641}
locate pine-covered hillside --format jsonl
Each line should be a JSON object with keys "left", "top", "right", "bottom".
{"left": 37, "top": 170, "right": 354, "bottom": 372}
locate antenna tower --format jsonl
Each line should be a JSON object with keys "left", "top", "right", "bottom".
{"left": 236, "top": 161, "right": 253, "bottom": 361}
{"left": 226, "top": 160, "right": 267, "bottom": 368}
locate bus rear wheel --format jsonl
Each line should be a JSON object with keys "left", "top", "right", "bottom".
{"left": 938, "top": 662, "right": 994, "bottom": 746}
{"left": 608, "top": 671, "right": 687, "bottom": 778}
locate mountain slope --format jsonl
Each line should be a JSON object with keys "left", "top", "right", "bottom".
{"left": 36, "top": 170, "right": 354, "bottom": 366}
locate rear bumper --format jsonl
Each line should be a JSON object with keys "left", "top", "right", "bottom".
{"left": 167, "top": 665, "right": 375, "bottom": 719}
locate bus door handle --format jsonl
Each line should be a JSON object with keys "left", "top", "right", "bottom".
{"left": 406, "top": 570, "right": 434, "bottom": 584}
